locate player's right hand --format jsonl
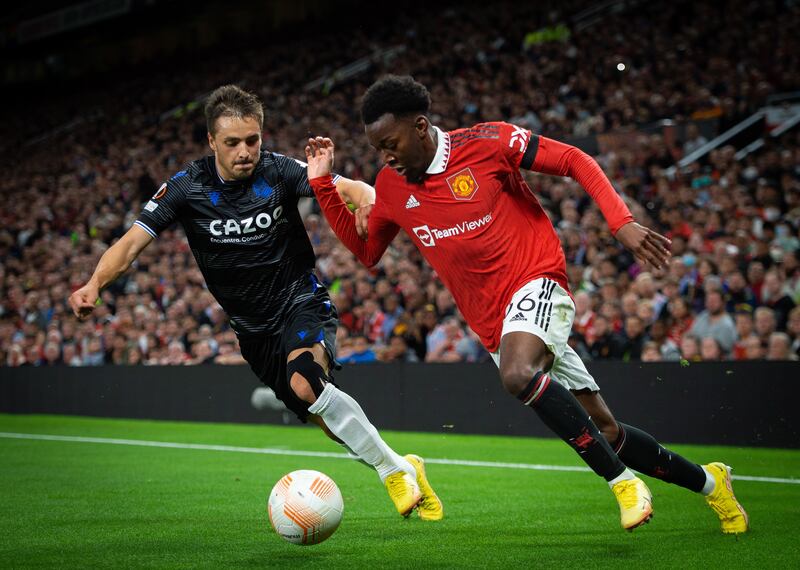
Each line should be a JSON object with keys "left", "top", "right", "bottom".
{"left": 305, "top": 136, "right": 335, "bottom": 179}
{"left": 68, "top": 283, "right": 100, "bottom": 321}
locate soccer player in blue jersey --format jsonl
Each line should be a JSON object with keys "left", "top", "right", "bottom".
{"left": 68, "top": 84, "right": 442, "bottom": 521}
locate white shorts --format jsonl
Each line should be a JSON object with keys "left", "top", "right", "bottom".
{"left": 491, "top": 278, "right": 600, "bottom": 392}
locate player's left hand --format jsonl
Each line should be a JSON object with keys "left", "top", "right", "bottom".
{"left": 305, "top": 136, "right": 334, "bottom": 179}
{"left": 615, "top": 221, "right": 671, "bottom": 270}
{"left": 355, "top": 203, "right": 372, "bottom": 240}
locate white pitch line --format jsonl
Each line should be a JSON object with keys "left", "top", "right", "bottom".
{"left": 1, "top": 431, "right": 798, "bottom": 486}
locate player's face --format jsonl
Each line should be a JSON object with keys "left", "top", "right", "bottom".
{"left": 366, "top": 114, "right": 434, "bottom": 184}
{"left": 208, "top": 115, "right": 262, "bottom": 181}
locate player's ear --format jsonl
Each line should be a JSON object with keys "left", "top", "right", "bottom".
{"left": 207, "top": 132, "right": 216, "bottom": 152}
{"left": 415, "top": 116, "right": 429, "bottom": 138}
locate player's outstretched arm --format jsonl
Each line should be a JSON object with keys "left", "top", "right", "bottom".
{"left": 305, "top": 137, "right": 398, "bottom": 266}
{"left": 68, "top": 225, "right": 153, "bottom": 321}
{"left": 528, "top": 135, "right": 670, "bottom": 270}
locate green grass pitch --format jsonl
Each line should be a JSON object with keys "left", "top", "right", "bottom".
{"left": 1, "top": 414, "right": 799, "bottom": 569}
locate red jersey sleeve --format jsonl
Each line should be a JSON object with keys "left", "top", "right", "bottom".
{"left": 309, "top": 174, "right": 400, "bottom": 267}
{"left": 484, "top": 121, "right": 541, "bottom": 171}
{"left": 485, "top": 122, "right": 633, "bottom": 234}
{"left": 530, "top": 136, "right": 634, "bottom": 235}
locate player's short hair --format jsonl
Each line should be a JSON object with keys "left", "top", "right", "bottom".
{"left": 205, "top": 85, "right": 264, "bottom": 135}
{"left": 361, "top": 75, "right": 431, "bottom": 125}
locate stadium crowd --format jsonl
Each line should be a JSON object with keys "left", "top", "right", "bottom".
{"left": 1, "top": 0, "right": 799, "bottom": 366}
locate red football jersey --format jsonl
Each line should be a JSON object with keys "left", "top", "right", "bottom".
{"left": 312, "top": 121, "right": 633, "bottom": 351}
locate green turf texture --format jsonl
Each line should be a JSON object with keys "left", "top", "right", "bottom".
{"left": 1, "top": 414, "right": 798, "bottom": 569}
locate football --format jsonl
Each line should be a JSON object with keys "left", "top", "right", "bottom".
{"left": 267, "top": 470, "right": 344, "bottom": 545}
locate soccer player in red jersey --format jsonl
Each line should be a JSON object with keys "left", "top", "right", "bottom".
{"left": 305, "top": 75, "right": 748, "bottom": 534}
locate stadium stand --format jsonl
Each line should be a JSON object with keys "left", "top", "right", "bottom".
{"left": 1, "top": 0, "right": 798, "bottom": 366}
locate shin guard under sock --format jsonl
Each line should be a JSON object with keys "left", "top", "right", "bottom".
{"left": 518, "top": 372, "right": 627, "bottom": 481}
{"left": 614, "top": 422, "right": 705, "bottom": 492}
{"left": 308, "top": 384, "right": 414, "bottom": 482}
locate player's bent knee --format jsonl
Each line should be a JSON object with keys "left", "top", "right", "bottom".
{"left": 289, "top": 375, "right": 317, "bottom": 404}
{"left": 287, "top": 351, "right": 328, "bottom": 404}
{"left": 499, "top": 364, "right": 540, "bottom": 397}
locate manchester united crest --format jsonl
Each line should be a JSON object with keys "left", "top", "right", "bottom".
{"left": 446, "top": 168, "right": 479, "bottom": 200}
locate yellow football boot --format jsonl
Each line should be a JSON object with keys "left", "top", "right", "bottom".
{"left": 405, "top": 454, "right": 444, "bottom": 521}
{"left": 384, "top": 471, "right": 422, "bottom": 517}
{"left": 703, "top": 462, "right": 749, "bottom": 534}
{"left": 611, "top": 477, "right": 653, "bottom": 531}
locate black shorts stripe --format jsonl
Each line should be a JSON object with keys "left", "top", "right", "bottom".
{"left": 544, "top": 302, "right": 554, "bottom": 332}
{"left": 547, "top": 280, "right": 557, "bottom": 300}
{"left": 534, "top": 298, "right": 545, "bottom": 326}
{"left": 539, "top": 280, "right": 549, "bottom": 299}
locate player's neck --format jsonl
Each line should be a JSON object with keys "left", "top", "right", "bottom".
{"left": 213, "top": 157, "right": 250, "bottom": 185}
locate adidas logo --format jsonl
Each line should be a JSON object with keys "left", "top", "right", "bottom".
{"left": 405, "top": 194, "right": 421, "bottom": 209}
{"left": 509, "top": 312, "right": 527, "bottom": 322}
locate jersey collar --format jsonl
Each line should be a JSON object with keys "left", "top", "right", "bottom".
{"left": 425, "top": 126, "right": 451, "bottom": 175}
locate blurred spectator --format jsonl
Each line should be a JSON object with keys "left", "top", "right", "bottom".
{"left": 787, "top": 306, "right": 800, "bottom": 358}
{"left": 632, "top": 273, "right": 667, "bottom": 321}
{"left": 616, "top": 315, "right": 646, "bottom": 361}
{"left": 456, "top": 329, "right": 488, "bottom": 363}
{"left": 378, "top": 335, "right": 420, "bottom": 363}
{"left": 42, "top": 342, "right": 62, "bottom": 366}
{"left": 6, "top": 344, "right": 26, "bottom": 366}
{"left": 573, "top": 291, "right": 595, "bottom": 340}
{"left": 761, "top": 270, "right": 796, "bottom": 330}
{"left": 426, "top": 317, "right": 467, "bottom": 363}
{"left": 732, "top": 310, "right": 756, "bottom": 360}
{"left": 666, "top": 297, "right": 694, "bottom": 345}
{"left": 360, "top": 299, "right": 387, "bottom": 344}
{"left": 340, "top": 335, "right": 378, "bottom": 364}
{"left": 641, "top": 341, "right": 662, "bottom": 362}
{"left": 645, "top": 319, "right": 681, "bottom": 361}
{"left": 412, "top": 305, "right": 439, "bottom": 360}
{"left": 61, "top": 343, "right": 82, "bottom": 366}
{"left": 82, "top": 337, "right": 105, "bottom": 366}
{"left": 164, "top": 341, "right": 189, "bottom": 365}
{"left": 700, "top": 337, "right": 723, "bottom": 361}
{"left": 767, "top": 332, "right": 797, "bottom": 361}
{"left": 187, "top": 340, "right": 216, "bottom": 365}
{"left": 214, "top": 343, "right": 247, "bottom": 365}
{"left": 682, "top": 123, "right": 708, "bottom": 156}
{"left": 741, "top": 335, "right": 765, "bottom": 361}
{"left": 379, "top": 294, "right": 404, "bottom": 342}
{"left": 754, "top": 307, "right": 778, "bottom": 345}
{"left": 434, "top": 289, "right": 457, "bottom": 319}
{"left": 680, "top": 336, "right": 701, "bottom": 363}
{"left": 724, "top": 272, "right": 756, "bottom": 314}
{"left": 587, "top": 315, "right": 619, "bottom": 360}
{"left": 621, "top": 293, "right": 640, "bottom": 319}
{"left": 688, "top": 290, "right": 737, "bottom": 354}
